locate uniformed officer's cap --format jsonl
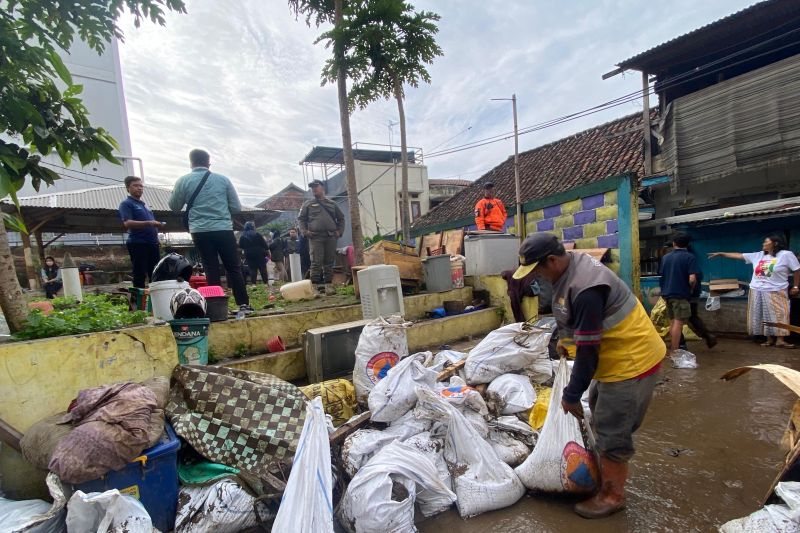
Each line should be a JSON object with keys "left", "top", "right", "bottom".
{"left": 308, "top": 180, "right": 325, "bottom": 188}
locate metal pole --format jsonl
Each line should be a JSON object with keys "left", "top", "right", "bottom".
{"left": 116, "top": 155, "right": 145, "bottom": 183}
{"left": 512, "top": 94, "right": 523, "bottom": 238}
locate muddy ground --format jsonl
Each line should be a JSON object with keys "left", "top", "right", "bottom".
{"left": 419, "top": 338, "right": 798, "bottom": 532}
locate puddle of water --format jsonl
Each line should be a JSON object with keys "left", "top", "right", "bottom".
{"left": 418, "top": 339, "right": 798, "bottom": 533}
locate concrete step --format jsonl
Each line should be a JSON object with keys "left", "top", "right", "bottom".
{"left": 216, "top": 306, "right": 501, "bottom": 382}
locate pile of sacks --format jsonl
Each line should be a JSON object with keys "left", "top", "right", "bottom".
{"left": 340, "top": 319, "right": 600, "bottom": 530}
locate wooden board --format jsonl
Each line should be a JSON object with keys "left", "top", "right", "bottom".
{"left": 351, "top": 265, "right": 368, "bottom": 298}
{"left": 364, "top": 241, "right": 423, "bottom": 280}
{"left": 442, "top": 229, "right": 465, "bottom": 256}
{"left": 420, "top": 233, "right": 443, "bottom": 258}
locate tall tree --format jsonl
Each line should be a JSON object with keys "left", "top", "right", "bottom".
{"left": 288, "top": 0, "right": 366, "bottom": 264}
{"left": 0, "top": 0, "right": 185, "bottom": 331}
{"left": 328, "top": 0, "right": 442, "bottom": 244}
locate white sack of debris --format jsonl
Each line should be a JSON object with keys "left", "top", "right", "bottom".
{"left": 464, "top": 322, "right": 553, "bottom": 384}
{"left": 353, "top": 316, "right": 411, "bottom": 405}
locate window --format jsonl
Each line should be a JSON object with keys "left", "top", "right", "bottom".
{"left": 411, "top": 201, "right": 421, "bottom": 221}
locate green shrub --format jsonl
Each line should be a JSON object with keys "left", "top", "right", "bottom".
{"left": 14, "top": 294, "right": 147, "bottom": 340}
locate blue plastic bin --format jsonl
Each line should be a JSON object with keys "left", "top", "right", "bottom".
{"left": 74, "top": 422, "right": 180, "bottom": 532}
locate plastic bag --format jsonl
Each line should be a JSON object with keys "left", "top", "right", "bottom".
{"left": 415, "top": 388, "right": 525, "bottom": 518}
{"left": 670, "top": 349, "right": 698, "bottom": 369}
{"left": 339, "top": 441, "right": 457, "bottom": 532}
{"left": 353, "top": 316, "right": 411, "bottom": 405}
{"left": 65, "top": 490, "right": 154, "bottom": 533}
{"left": 528, "top": 386, "right": 552, "bottom": 430}
{"left": 705, "top": 296, "right": 721, "bottom": 312}
{"left": 720, "top": 481, "right": 800, "bottom": 532}
{"left": 299, "top": 379, "right": 356, "bottom": 427}
{"left": 428, "top": 350, "right": 467, "bottom": 373}
{"left": 515, "top": 358, "right": 599, "bottom": 494}
{"left": 486, "top": 374, "right": 537, "bottom": 415}
{"left": 369, "top": 352, "right": 437, "bottom": 422}
{"left": 174, "top": 480, "right": 263, "bottom": 533}
{"left": 490, "top": 416, "right": 538, "bottom": 447}
{"left": 0, "top": 473, "right": 67, "bottom": 533}
{"left": 342, "top": 410, "right": 432, "bottom": 477}
{"left": 273, "top": 397, "right": 333, "bottom": 533}
{"left": 464, "top": 323, "right": 553, "bottom": 384}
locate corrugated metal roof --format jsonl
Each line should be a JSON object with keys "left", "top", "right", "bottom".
{"left": 12, "top": 185, "right": 264, "bottom": 212}
{"left": 299, "top": 145, "right": 417, "bottom": 165}
{"left": 663, "top": 197, "right": 800, "bottom": 226}
{"left": 617, "top": 0, "right": 800, "bottom": 73}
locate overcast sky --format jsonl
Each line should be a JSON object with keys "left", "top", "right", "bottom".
{"left": 117, "top": 0, "right": 754, "bottom": 204}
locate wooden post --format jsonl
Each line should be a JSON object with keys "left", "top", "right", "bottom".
{"left": 19, "top": 229, "right": 38, "bottom": 290}
{"left": 642, "top": 71, "right": 652, "bottom": 176}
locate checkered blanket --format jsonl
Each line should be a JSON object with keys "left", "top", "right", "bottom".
{"left": 167, "top": 365, "right": 306, "bottom": 478}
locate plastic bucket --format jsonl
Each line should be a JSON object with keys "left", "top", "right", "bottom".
{"left": 205, "top": 296, "right": 229, "bottom": 322}
{"left": 169, "top": 318, "right": 210, "bottom": 365}
{"left": 266, "top": 335, "right": 285, "bottom": 353}
{"left": 451, "top": 260, "right": 465, "bottom": 289}
{"left": 149, "top": 280, "right": 189, "bottom": 321}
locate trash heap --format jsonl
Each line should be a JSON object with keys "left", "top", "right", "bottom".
{"left": 2, "top": 315, "right": 600, "bottom": 532}
{"left": 338, "top": 316, "right": 600, "bottom": 530}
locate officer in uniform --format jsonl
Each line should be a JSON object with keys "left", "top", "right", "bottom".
{"left": 298, "top": 180, "right": 345, "bottom": 289}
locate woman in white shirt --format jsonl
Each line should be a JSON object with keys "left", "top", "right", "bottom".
{"left": 709, "top": 234, "right": 800, "bottom": 348}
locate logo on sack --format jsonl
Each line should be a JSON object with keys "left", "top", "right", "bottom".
{"left": 365, "top": 352, "right": 399, "bottom": 384}
{"left": 440, "top": 385, "right": 475, "bottom": 399}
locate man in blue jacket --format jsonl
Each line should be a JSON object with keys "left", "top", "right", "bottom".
{"left": 169, "top": 149, "right": 251, "bottom": 313}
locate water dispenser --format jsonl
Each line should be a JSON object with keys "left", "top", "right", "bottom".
{"left": 357, "top": 264, "right": 405, "bottom": 319}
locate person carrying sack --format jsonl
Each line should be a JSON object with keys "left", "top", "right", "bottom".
{"left": 297, "top": 180, "right": 345, "bottom": 290}
{"left": 169, "top": 149, "right": 252, "bottom": 313}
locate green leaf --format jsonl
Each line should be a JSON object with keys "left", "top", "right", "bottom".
{"left": 48, "top": 49, "right": 73, "bottom": 86}
{"left": 3, "top": 213, "right": 28, "bottom": 234}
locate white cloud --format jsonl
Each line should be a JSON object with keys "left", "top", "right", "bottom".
{"left": 117, "top": 0, "right": 755, "bottom": 203}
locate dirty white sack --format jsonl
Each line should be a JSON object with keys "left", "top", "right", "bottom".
{"left": 489, "top": 415, "right": 538, "bottom": 446}
{"left": 429, "top": 350, "right": 468, "bottom": 373}
{"left": 0, "top": 473, "right": 67, "bottom": 533}
{"left": 273, "top": 397, "right": 333, "bottom": 533}
{"left": 369, "top": 352, "right": 437, "bottom": 423}
{"left": 671, "top": 349, "right": 698, "bottom": 369}
{"left": 342, "top": 410, "right": 432, "bottom": 477}
{"left": 486, "top": 374, "right": 537, "bottom": 415}
{"left": 515, "top": 357, "right": 599, "bottom": 494}
{"left": 174, "top": 480, "right": 261, "bottom": 533}
{"left": 415, "top": 388, "right": 525, "bottom": 518}
{"left": 436, "top": 376, "right": 488, "bottom": 416}
{"left": 720, "top": 481, "right": 800, "bottom": 532}
{"left": 339, "top": 441, "right": 457, "bottom": 532}
{"left": 403, "top": 432, "right": 452, "bottom": 492}
{"left": 66, "top": 490, "right": 154, "bottom": 533}
{"left": 353, "top": 316, "right": 411, "bottom": 405}
{"left": 487, "top": 428, "right": 531, "bottom": 467}
{"left": 464, "top": 323, "right": 553, "bottom": 384}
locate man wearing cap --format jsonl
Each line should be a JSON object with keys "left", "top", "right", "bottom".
{"left": 298, "top": 180, "right": 345, "bottom": 288}
{"left": 474, "top": 182, "right": 507, "bottom": 231}
{"left": 513, "top": 233, "right": 665, "bottom": 519}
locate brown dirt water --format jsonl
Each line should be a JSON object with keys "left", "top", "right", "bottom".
{"left": 418, "top": 338, "right": 799, "bottom": 532}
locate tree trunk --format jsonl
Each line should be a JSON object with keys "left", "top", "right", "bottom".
{"left": 394, "top": 78, "right": 411, "bottom": 245}
{"left": 334, "top": 0, "right": 365, "bottom": 264}
{"left": 0, "top": 222, "right": 29, "bottom": 332}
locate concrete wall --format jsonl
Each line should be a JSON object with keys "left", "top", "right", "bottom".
{"left": 468, "top": 275, "right": 538, "bottom": 325}
{"left": 354, "top": 160, "right": 430, "bottom": 238}
{"left": 525, "top": 190, "right": 622, "bottom": 274}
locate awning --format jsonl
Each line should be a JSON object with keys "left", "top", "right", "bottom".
{"left": 661, "top": 196, "right": 800, "bottom": 227}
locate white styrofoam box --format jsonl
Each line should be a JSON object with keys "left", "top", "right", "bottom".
{"left": 464, "top": 234, "right": 520, "bottom": 276}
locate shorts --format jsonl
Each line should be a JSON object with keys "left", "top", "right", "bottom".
{"left": 665, "top": 298, "right": 691, "bottom": 321}
{"left": 589, "top": 369, "right": 660, "bottom": 462}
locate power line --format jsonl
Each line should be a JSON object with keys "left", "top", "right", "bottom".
{"left": 425, "top": 30, "right": 800, "bottom": 160}
{"left": 40, "top": 161, "right": 124, "bottom": 183}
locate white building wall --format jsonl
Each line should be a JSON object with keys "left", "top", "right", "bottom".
{"left": 354, "top": 160, "right": 430, "bottom": 238}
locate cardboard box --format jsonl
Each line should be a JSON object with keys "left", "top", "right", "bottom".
{"left": 709, "top": 278, "right": 741, "bottom": 293}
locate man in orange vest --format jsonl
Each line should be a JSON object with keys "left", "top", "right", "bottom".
{"left": 474, "top": 182, "right": 507, "bottom": 231}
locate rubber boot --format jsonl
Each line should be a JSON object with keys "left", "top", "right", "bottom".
{"left": 574, "top": 457, "right": 628, "bottom": 519}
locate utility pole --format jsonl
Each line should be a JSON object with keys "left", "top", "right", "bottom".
{"left": 492, "top": 95, "right": 524, "bottom": 238}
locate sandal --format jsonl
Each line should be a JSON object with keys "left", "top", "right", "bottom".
{"left": 776, "top": 343, "right": 796, "bottom": 349}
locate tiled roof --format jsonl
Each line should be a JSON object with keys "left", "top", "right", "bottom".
{"left": 429, "top": 179, "right": 473, "bottom": 187}
{"left": 256, "top": 183, "right": 307, "bottom": 211}
{"left": 413, "top": 112, "right": 646, "bottom": 232}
